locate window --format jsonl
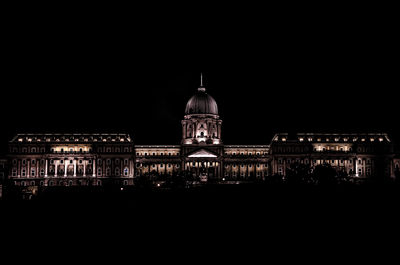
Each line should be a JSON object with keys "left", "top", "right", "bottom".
{"left": 22, "top": 169, "right": 26, "bottom": 177}
{"left": 79, "top": 160, "right": 82, "bottom": 164}
{"left": 124, "top": 159, "right": 128, "bottom": 165}
{"left": 123, "top": 180, "right": 128, "bottom": 185}
{"left": 115, "top": 168, "right": 120, "bottom": 176}
{"left": 97, "top": 168, "right": 102, "bottom": 176}
{"left": 107, "top": 159, "right": 111, "bottom": 165}
{"left": 40, "top": 169, "right": 44, "bottom": 176}
{"left": 22, "top": 159, "right": 26, "bottom": 165}
{"left": 70, "top": 160, "right": 73, "bottom": 164}
{"left": 124, "top": 168, "right": 129, "bottom": 176}
{"left": 12, "top": 169, "right": 17, "bottom": 177}
{"left": 13, "top": 159, "right": 17, "bottom": 165}
{"left": 31, "top": 169, "right": 35, "bottom": 177}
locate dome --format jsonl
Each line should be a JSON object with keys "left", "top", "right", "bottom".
{"left": 185, "top": 88, "right": 218, "bottom": 115}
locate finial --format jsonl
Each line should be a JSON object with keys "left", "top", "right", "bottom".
{"left": 198, "top": 72, "right": 206, "bottom": 92}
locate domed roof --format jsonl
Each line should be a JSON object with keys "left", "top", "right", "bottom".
{"left": 185, "top": 87, "right": 218, "bottom": 115}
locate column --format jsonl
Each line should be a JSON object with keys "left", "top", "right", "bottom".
{"left": 92, "top": 159, "right": 96, "bottom": 177}
{"left": 83, "top": 161, "right": 86, "bottom": 177}
{"left": 73, "top": 160, "right": 77, "bottom": 177}
{"left": 64, "top": 161, "right": 67, "bottom": 177}
{"left": 182, "top": 122, "right": 186, "bottom": 139}
{"left": 27, "top": 160, "right": 30, "bottom": 177}
{"left": 55, "top": 161, "right": 58, "bottom": 177}
{"left": 45, "top": 159, "right": 48, "bottom": 177}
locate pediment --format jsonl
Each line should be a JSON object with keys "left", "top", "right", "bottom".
{"left": 187, "top": 149, "right": 218, "bottom": 158}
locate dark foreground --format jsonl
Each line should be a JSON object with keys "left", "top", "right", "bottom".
{"left": 2, "top": 183, "right": 400, "bottom": 218}
{"left": 2, "top": 184, "right": 400, "bottom": 261}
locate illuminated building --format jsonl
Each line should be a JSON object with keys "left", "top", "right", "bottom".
{"left": 4, "top": 76, "right": 399, "bottom": 187}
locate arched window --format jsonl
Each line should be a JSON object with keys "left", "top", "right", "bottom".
{"left": 124, "top": 168, "right": 129, "bottom": 176}
{"left": 201, "top": 132, "right": 204, "bottom": 137}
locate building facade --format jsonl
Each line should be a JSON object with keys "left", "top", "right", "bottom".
{"left": 4, "top": 79, "right": 398, "bottom": 187}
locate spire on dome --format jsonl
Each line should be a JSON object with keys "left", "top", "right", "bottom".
{"left": 198, "top": 72, "right": 206, "bottom": 92}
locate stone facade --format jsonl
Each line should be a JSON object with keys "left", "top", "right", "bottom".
{"left": 3, "top": 79, "right": 398, "bottom": 187}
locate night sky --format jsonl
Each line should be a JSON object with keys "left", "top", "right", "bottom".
{"left": 1, "top": 6, "right": 398, "bottom": 154}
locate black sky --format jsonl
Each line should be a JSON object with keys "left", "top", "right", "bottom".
{"left": 1, "top": 5, "right": 398, "bottom": 154}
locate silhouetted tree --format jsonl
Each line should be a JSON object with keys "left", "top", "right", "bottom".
{"left": 313, "top": 164, "right": 338, "bottom": 186}
{"left": 267, "top": 174, "right": 284, "bottom": 185}
{"left": 285, "top": 163, "right": 312, "bottom": 185}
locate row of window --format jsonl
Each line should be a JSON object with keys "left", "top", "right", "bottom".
{"left": 276, "top": 159, "right": 372, "bottom": 165}
{"left": 12, "top": 167, "right": 130, "bottom": 177}
{"left": 16, "top": 180, "right": 130, "bottom": 187}
{"left": 137, "top": 152, "right": 180, "bottom": 156}
{"left": 14, "top": 158, "right": 131, "bottom": 166}
{"left": 225, "top": 164, "right": 265, "bottom": 168}
{"left": 10, "top": 147, "right": 132, "bottom": 153}
{"left": 225, "top": 152, "right": 265, "bottom": 156}
{"left": 136, "top": 163, "right": 180, "bottom": 168}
